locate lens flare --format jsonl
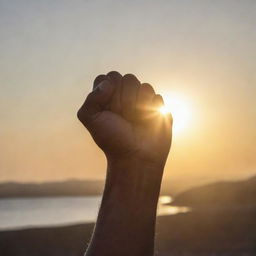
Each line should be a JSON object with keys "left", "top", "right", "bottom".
{"left": 159, "top": 105, "right": 171, "bottom": 115}
{"left": 159, "top": 93, "right": 192, "bottom": 134}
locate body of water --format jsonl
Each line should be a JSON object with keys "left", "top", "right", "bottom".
{"left": 0, "top": 196, "right": 189, "bottom": 230}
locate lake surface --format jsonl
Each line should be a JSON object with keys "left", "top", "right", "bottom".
{"left": 0, "top": 196, "right": 190, "bottom": 230}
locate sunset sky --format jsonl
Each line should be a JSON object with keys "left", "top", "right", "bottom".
{"left": 0, "top": 0, "right": 255, "bottom": 184}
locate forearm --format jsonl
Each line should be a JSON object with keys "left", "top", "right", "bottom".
{"left": 85, "top": 157, "right": 164, "bottom": 256}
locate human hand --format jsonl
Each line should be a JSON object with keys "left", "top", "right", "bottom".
{"left": 77, "top": 71, "right": 172, "bottom": 168}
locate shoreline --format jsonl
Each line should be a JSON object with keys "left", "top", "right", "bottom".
{"left": 1, "top": 208, "right": 256, "bottom": 256}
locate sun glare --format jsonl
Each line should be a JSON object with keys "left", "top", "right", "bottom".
{"left": 159, "top": 93, "right": 192, "bottom": 134}
{"left": 159, "top": 105, "right": 170, "bottom": 115}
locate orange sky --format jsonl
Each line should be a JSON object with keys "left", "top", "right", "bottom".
{"left": 0, "top": 0, "right": 255, "bottom": 183}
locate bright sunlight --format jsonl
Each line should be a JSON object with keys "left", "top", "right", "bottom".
{"left": 159, "top": 93, "right": 192, "bottom": 134}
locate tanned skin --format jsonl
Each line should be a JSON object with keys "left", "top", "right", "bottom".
{"left": 77, "top": 71, "right": 172, "bottom": 256}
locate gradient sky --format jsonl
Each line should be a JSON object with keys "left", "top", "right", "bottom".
{"left": 0, "top": 0, "right": 255, "bottom": 183}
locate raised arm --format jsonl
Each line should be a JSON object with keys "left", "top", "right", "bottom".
{"left": 77, "top": 71, "right": 172, "bottom": 256}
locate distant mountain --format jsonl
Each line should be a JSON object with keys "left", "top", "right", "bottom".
{"left": 0, "top": 180, "right": 104, "bottom": 198}
{"left": 0, "top": 178, "right": 180, "bottom": 198}
{"left": 172, "top": 175, "right": 256, "bottom": 207}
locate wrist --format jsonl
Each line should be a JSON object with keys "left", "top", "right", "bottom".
{"left": 104, "top": 155, "right": 165, "bottom": 204}
{"left": 106, "top": 151, "right": 167, "bottom": 173}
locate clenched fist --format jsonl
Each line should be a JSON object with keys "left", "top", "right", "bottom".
{"left": 77, "top": 71, "right": 172, "bottom": 168}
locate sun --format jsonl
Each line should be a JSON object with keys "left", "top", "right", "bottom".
{"left": 159, "top": 105, "right": 170, "bottom": 115}
{"left": 159, "top": 93, "right": 192, "bottom": 134}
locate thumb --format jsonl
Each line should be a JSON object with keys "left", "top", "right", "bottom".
{"left": 77, "top": 80, "right": 114, "bottom": 126}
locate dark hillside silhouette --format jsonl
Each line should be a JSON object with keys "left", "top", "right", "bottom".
{"left": 172, "top": 175, "right": 256, "bottom": 207}
{"left": 0, "top": 180, "right": 104, "bottom": 198}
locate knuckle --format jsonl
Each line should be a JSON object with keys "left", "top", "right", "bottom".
{"left": 141, "top": 83, "right": 155, "bottom": 93}
{"left": 123, "top": 73, "right": 139, "bottom": 82}
{"left": 77, "top": 107, "right": 83, "bottom": 121}
{"left": 86, "top": 90, "right": 98, "bottom": 103}
{"left": 107, "top": 71, "right": 122, "bottom": 77}
{"left": 155, "top": 94, "right": 163, "bottom": 102}
{"left": 77, "top": 105, "right": 90, "bottom": 126}
{"left": 107, "top": 71, "right": 122, "bottom": 86}
{"left": 77, "top": 94, "right": 93, "bottom": 122}
{"left": 93, "top": 74, "right": 107, "bottom": 89}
